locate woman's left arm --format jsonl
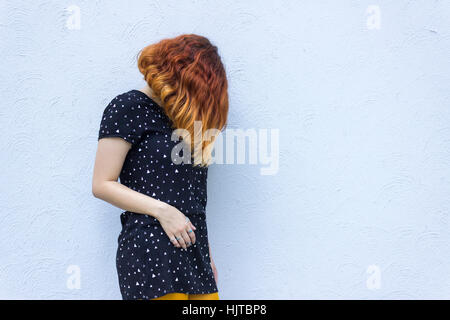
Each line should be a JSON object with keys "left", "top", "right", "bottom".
{"left": 209, "top": 242, "right": 218, "bottom": 285}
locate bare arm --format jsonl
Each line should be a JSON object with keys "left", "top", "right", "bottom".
{"left": 209, "top": 241, "right": 218, "bottom": 285}
{"left": 92, "top": 137, "right": 168, "bottom": 219}
{"left": 92, "top": 137, "right": 198, "bottom": 250}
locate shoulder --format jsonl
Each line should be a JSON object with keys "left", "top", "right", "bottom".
{"left": 98, "top": 90, "right": 153, "bottom": 144}
{"left": 101, "top": 90, "right": 156, "bottom": 122}
{"left": 111, "top": 89, "right": 148, "bottom": 104}
{"left": 99, "top": 90, "right": 173, "bottom": 137}
{"left": 106, "top": 90, "right": 167, "bottom": 113}
{"left": 104, "top": 90, "right": 144, "bottom": 111}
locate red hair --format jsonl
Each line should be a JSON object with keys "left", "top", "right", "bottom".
{"left": 137, "top": 34, "right": 229, "bottom": 167}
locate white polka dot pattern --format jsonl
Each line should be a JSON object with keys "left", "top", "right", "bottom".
{"left": 98, "top": 90, "right": 217, "bottom": 299}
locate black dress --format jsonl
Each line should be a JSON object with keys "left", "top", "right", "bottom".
{"left": 98, "top": 89, "right": 218, "bottom": 299}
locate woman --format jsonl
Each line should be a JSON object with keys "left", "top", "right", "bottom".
{"left": 92, "top": 34, "right": 229, "bottom": 300}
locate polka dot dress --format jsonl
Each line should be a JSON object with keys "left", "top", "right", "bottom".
{"left": 98, "top": 90, "right": 218, "bottom": 300}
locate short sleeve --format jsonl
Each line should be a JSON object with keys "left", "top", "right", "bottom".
{"left": 98, "top": 93, "right": 147, "bottom": 146}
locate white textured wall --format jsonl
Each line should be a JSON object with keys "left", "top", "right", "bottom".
{"left": 1, "top": 0, "right": 450, "bottom": 299}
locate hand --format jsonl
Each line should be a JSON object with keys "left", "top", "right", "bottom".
{"left": 210, "top": 256, "right": 218, "bottom": 285}
{"left": 156, "top": 204, "right": 197, "bottom": 249}
{"left": 209, "top": 243, "right": 218, "bottom": 285}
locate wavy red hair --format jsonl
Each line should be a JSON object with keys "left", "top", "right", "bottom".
{"left": 137, "top": 34, "right": 229, "bottom": 167}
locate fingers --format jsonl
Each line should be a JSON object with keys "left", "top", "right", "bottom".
{"left": 175, "top": 234, "right": 186, "bottom": 249}
{"left": 180, "top": 229, "right": 191, "bottom": 249}
{"left": 171, "top": 230, "right": 189, "bottom": 249}
{"left": 166, "top": 217, "right": 198, "bottom": 250}
{"left": 187, "top": 223, "right": 196, "bottom": 245}
{"left": 169, "top": 233, "right": 181, "bottom": 248}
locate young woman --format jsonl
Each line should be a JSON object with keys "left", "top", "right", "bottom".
{"left": 92, "top": 34, "right": 228, "bottom": 300}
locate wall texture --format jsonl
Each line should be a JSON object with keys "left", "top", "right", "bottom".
{"left": 1, "top": 0, "right": 449, "bottom": 299}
